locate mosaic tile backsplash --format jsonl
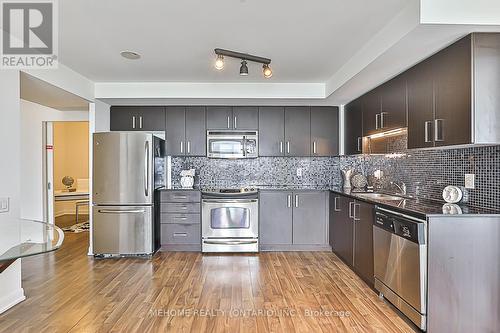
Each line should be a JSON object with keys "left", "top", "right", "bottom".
{"left": 170, "top": 136, "right": 500, "bottom": 210}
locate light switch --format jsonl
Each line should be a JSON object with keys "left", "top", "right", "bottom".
{"left": 465, "top": 174, "right": 475, "bottom": 189}
{"left": 0, "top": 197, "right": 9, "bottom": 213}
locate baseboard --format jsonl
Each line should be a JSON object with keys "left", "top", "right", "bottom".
{"left": 260, "top": 244, "right": 332, "bottom": 252}
{"left": 160, "top": 244, "right": 201, "bottom": 252}
{"left": 0, "top": 288, "right": 25, "bottom": 314}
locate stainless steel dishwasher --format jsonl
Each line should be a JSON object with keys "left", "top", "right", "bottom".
{"left": 373, "top": 207, "right": 428, "bottom": 331}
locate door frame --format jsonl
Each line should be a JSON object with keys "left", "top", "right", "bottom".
{"left": 42, "top": 121, "right": 54, "bottom": 225}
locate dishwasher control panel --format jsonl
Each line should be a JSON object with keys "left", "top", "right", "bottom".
{"left": 375, "top": 208, "right": 426, "bottom": 244}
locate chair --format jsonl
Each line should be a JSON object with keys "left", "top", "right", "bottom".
{"left": 75, "top": 178, "right": 89, "bottom": 223}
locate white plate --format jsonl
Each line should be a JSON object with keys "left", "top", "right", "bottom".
{"left": 442, "top": 186, "right": 463, "bottom": 204}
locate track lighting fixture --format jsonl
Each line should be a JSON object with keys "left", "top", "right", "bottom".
{"left": 239, "top": 60, "right": 249, "bottom": 76}
{"left": 262, "top": 64, "right": 272, "bottom": 78}
{"left": 214, "top": 54, "right": 224, "bottom": 70}
{"left": 214, "top": 48, "right": 272, "bottom": 78}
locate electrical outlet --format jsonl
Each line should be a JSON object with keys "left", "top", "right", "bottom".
{"left": 0, "top": 197, "right": 9, "bottom": 213}
{"left": 465, "top": 174, "right": 475, "bottom": 189}
{"left": 296, "top": 168, "right": 303, "bottom": 177}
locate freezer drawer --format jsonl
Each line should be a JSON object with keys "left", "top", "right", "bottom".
{"left": 93, "top": 205, "right": 153, "bottom": 255}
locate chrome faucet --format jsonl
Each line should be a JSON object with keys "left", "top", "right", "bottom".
{"left": 390, "top": 181, "right": 407, "bottom": 196}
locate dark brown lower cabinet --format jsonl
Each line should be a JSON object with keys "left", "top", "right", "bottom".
{"left": 352, "top": 200, "right": 374, "bottom": 284}
{"left": 330, "top": 193, "right": 374, "bottom": 285}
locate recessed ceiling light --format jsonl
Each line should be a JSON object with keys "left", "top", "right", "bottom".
{"left": 120, "top": 51, "right": 141, "bottom": 60}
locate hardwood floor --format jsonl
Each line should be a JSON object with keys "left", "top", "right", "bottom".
{"left": 0, "top": 233, "right": 415, "bottom": 333}
{"left": 55, "top": 214, "right": 89, "bottom": 228}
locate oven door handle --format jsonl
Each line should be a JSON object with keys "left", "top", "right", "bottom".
{"left": 203, "top": 240, "right": 258, "bottom": 245}
{"left": 202, "top": 199, "right": 258, "bottom": 203}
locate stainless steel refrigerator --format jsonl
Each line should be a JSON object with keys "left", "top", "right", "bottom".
{"left": 92, "top": 132, "right": 165, "bottom": 256}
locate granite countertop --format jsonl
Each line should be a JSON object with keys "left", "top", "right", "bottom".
{"left": 331, "top": 189, "right": 500, "bottom": 217}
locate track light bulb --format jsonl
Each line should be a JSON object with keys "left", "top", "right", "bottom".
{"left": 263, "top": 64, "right": 272, "bottom": 78}
{"left": 239, "top": 60, "right": 249, "bottom": 76}
{"left": 215, "top": 54, "right": 224, "bottom": 70}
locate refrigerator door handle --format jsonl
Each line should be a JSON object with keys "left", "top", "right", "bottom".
{"left": 97, "top": 209, "right": 146, "bottom": 214}
{"left": 144, "top": 141, "right": 149, "bottom": 197}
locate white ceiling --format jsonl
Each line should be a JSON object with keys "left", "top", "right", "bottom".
{"left": 59, "top": 0, "right": 410, "bottom": 83}
{"left": 20, "top": 73, "right": 90, "bottom": 111}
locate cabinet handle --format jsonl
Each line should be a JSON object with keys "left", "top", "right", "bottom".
{"left": 380, "top": 112, "right": 387, "bottom": 128}
{"left": 139, "top": 116, "right": 143, "bottom": 129}
{"left": 353, "top": 204, "right": 360, "bottom": 221}
{"left": 286, "top": 141, "right": 290, "bottom": 154}
{"left": 295, "top": 195, "right": 299, "bottom": 208}
{"left": 313, "top": 141, "right": 317, "bottom": 154}
{"left": 187, "top": 141, "right": 191, "bottom": 154}
{"left": 173, "top": 232, "right": 188, "bottom": 237}
{"left": 375, "top": 113, "right": 380, "bottom": 129}
{"left": 424, "top": 121, "right": 432, "bottom": 143}
{"left": 132, "top": 116, "right": 136, "bottom": 129}
{"left": 357, "top": 137, "right": 362, "bottom": 152}
{"left": 435, "top": 119, "right": 444, "bottom": 142}
{"left": 334, "top": 197, "right": 340, "bottom": 211}
{"left": 349, "top": 201, "right": 354, "bottom": 218}
{"left": 227, "top": 116, "right": 230, "bottom": 129}
{"left": 280, "top": 141, "right": 283, "bottom": 154}
{"left": 287, "top": 194, "right": 291, "bottom": 208}
{"left": 180, "top": 141, "right": 184, "bottom": 154}
{"left": 234, "top": 116, "right": 237, "bottom": 129}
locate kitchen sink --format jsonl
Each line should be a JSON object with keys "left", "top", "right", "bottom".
{"left": 354, "top": 193, "right": 404, "bottom": 201}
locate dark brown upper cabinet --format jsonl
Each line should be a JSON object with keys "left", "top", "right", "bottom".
{"left": 206, "top": 106, "right": 258, "bottom": 130}
{"left": 433, "top": 35, "right": 471, "bottom": 147}
{"left": 259, "top": 107, "right": 285, "bottom": 156}
{"left": 380, "top": 74, "right": 407, "bottom": 131}
{"left": 362, "top": 89, "right": 381, "bottom": 136}
{"left": 407, "top": 33, "right": 500, "bottom": 148}
{"left": 362, "top": 76, "right": 407, "bottom": 137}
{"left": 407, "top": 58, "right": 435, "bottom": 149}
{"left": 232, "top": 106, "right": 258, "bottom": 130}
{"left": 206, "top": 106, "right": 233, "bottom": 130}
{"left": 310, "top": 106, "right": 339, "bottom": 156}
{"left": 165, "top": 106, "right": 206, "bottom": 156}
{"left": 344, "top": 99, "right": 363, "bottom": 155}
{"left": 284, "top": 106, "right": 311, "bottom": 156}
{"left": 110, "top": 106, "right": 165, "bottom": 131}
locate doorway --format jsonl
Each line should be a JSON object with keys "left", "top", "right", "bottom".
{"left": 44, "top": 121, "right": 90, "bottom": 231}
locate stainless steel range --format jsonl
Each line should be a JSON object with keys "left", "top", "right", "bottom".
{"left": 201, "top": 188, "right": 259, "bottom": 253}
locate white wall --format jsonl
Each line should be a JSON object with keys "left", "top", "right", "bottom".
{"left": 20, "top": 100, "right": 88, "bottom": 222}
{"left": 87, "top": 100, "right": 110, "bottom": 255}
{"left": 0, "top": 71, "right": 25, "bottom": 313}
{"left": 421, "top": 0, "right": 500, "bottom": 25}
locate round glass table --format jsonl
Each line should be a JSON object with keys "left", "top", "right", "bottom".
{"left": 0, "top": 221, "right": 64, "bottom": 263}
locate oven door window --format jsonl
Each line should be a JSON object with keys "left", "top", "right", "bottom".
{"left": 208, "top": 139, "right": 244, "bottom": 156}
{"left": 211, "top": 207, "right": 250, "bottom": 229}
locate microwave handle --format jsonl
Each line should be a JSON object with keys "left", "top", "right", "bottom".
{"left": 242, "top": 137, "right": 247, "bottom": 157}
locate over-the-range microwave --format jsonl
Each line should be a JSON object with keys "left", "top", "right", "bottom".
{"left": 206, "top": 130, "right": 258, "bottom": 159}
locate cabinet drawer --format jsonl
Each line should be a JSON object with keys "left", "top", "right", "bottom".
{"left": 160, "top": 191, "right": 200, "bottom": 203}
{"left": 161, "top": 223, "right": 200, "bottom": 244}
{"left": 161, "top": 213, "right": 200, "bottom": 224}
{"left": 161, "top": 202, "right": 200, "bottom": 214}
